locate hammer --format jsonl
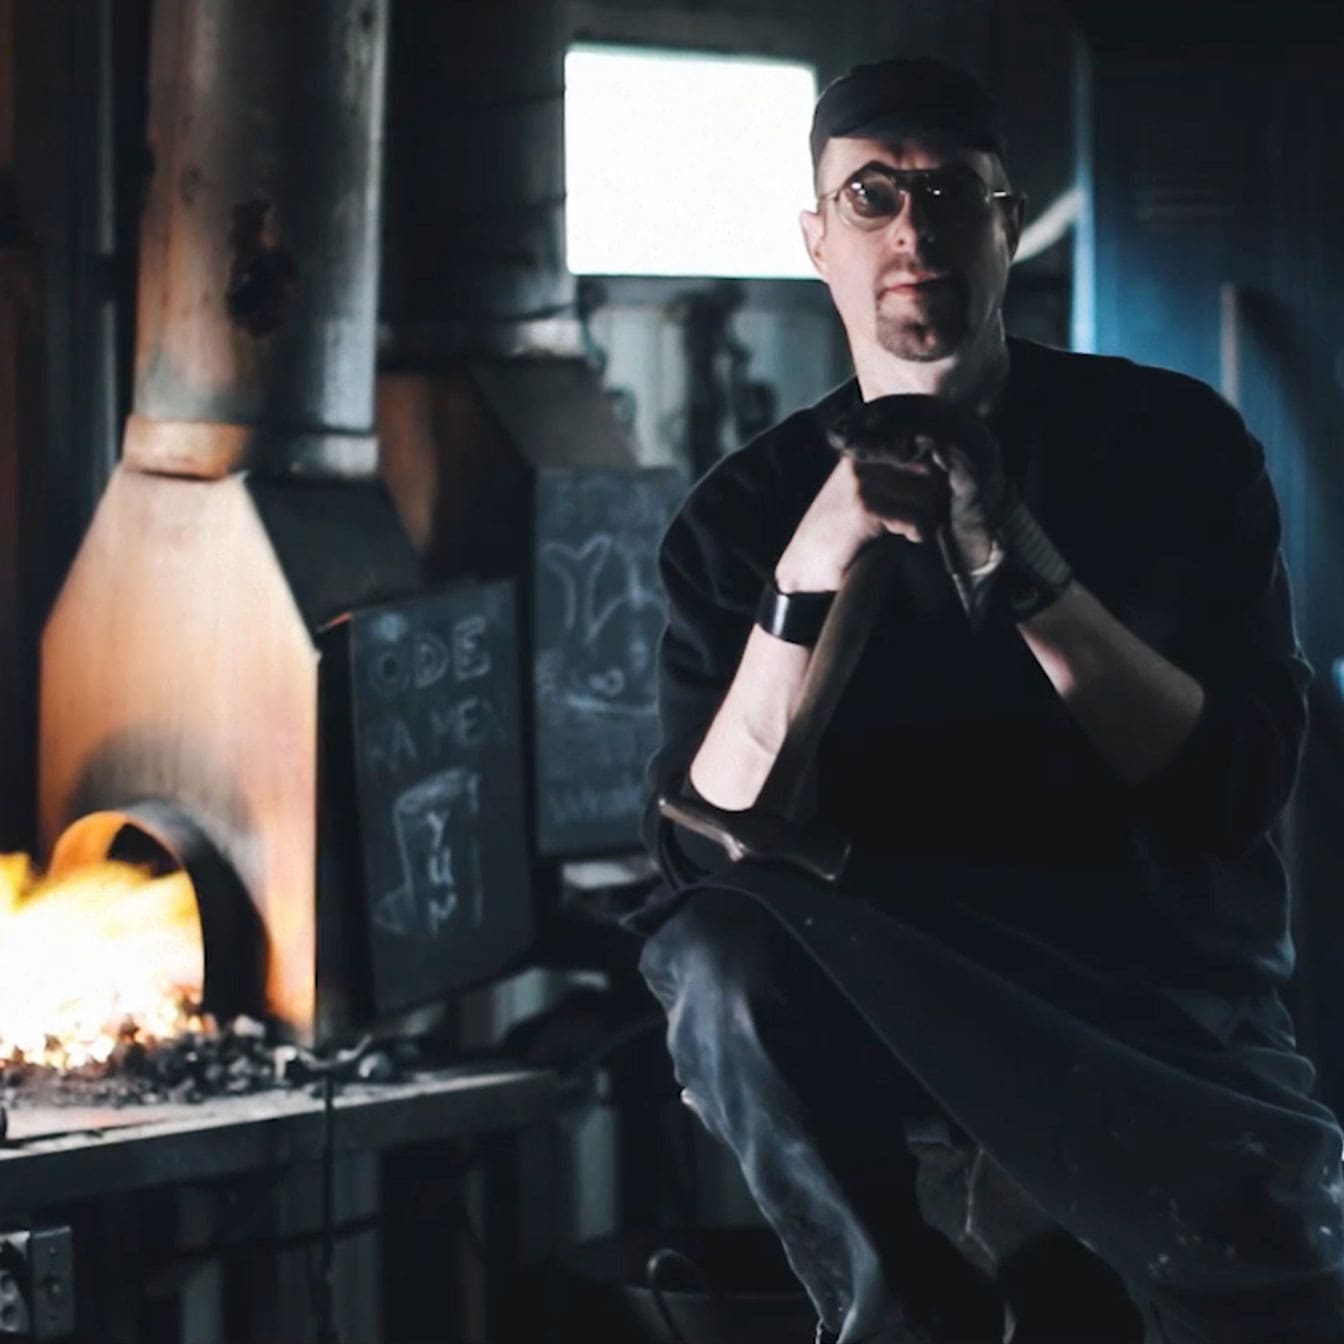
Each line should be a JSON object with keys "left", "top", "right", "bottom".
{"left": 659, "top": 395, "right": 958, "bottom": 883}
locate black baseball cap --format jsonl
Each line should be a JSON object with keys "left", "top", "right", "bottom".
{"left": 809, "top": 56, "right": 1007, "bottom": 172}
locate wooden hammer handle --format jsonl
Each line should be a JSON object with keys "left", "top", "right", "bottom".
{"left": 753, "top": 535, "right": 904, "bottom": 820}
{"left": 655, "top": 536, "right": 902, "bottom": 884}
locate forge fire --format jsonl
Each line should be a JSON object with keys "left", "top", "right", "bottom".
{"left": 0, "top": 853, "right": 206, "bottom": 1070}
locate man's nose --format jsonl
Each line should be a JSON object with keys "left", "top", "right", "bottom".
{"left": 886, "top": 190, "right": 937, "bottom": 255}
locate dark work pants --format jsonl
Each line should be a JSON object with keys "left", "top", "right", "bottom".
{"left": 638, "top": 887, "right": 1344, "bottom": 1344}
{"left": 639, "top": 890, "right": 1003, "bottom": 1342}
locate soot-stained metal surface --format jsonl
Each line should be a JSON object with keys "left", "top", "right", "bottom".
{"left": 0, "top": 1066, "right": 556, "bottom": 1213}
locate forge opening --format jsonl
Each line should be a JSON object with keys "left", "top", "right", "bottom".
{"left": 0, "top": 830, "right": 205, "bottom": 1071}
{"left": 0, "top": 802, "right": 269, "bottom": 1078}
{"left": 0, "top": 805, "right": 285, "bottom": 1106}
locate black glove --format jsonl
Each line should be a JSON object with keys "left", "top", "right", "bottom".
{"left": 828, "top": 394, "right": 1072, "bottom": 625}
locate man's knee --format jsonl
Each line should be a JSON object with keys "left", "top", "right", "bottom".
{"left": 638, "top": 889, "right": 786, "bottom": 1017}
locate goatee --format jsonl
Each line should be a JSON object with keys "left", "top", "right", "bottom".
{"left": 876, "top": 312, "right": 968, "bottom": 362}
{"left": 875, "top": 280, "right": 970, "bottom": 362}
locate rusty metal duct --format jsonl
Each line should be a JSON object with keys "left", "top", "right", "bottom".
{"left": 40, "top": 0, "right": 421, "bottom": 1044}
{"left": 132, "top": 0, "right": 386, "bottom": 477}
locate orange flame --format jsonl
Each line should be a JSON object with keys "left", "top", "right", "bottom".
{"left": 0, "top": 854, "right": 206, "bottom": 1069}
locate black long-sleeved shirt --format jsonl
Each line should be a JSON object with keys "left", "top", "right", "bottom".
{"left": 642, "top": 337, "right": 1311, "bottom": 991}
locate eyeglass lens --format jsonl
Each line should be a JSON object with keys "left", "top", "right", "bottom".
{"left": 834, "top": 168, "right": 992, "bottom": 231}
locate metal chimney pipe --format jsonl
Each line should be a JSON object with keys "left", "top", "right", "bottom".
{"left": 128, "top": 0, "right": 387, "bottom": 479}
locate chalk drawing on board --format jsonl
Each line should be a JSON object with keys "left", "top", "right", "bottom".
{"left": 537, "top": 534, "right": 662, "bottom": 720}
{"left": 372, "top": 767, "right": 485, "bottom": 939}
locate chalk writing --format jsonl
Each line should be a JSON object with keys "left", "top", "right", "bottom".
{"left": 412, "top": 633, "right": 450, "bottom": 690}
{"left": 364, "top": 694, "right": 510, "bottom": 780}
{"left": 452, "top": 614, "right": 491, "bottom": 681}
{"left": 343, "top": 579, "right": 532, "bottom": 1014}
{"left": 429, "top": 694, "right": 506, "bottom": 751}
{"left": 365, "top": 611, "right": 494, "bottom": 699}
{"left": 372, "top": 768, "right": 485, "bottom": 939}
{"left": 363, "top": 716, "right": 419, "bottom": 776}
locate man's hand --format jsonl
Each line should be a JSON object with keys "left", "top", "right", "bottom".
{"left": 773, "top": 394, "right": 1006, "bottom": 597}
{"left": 841, "top": 395, "right": 1008, "bottom": 576}
{"left": 771, "top": 453, "right": 933, "bottom": 593}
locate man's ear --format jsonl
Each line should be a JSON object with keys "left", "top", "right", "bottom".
{"left": 1003, "top": 193, "right": 1027, "bottom": 261}
{"left": 799, "top": 208, "right": 828, "bottom": 280}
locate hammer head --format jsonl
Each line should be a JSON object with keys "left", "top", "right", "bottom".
{"left": 657, "top": 792, "right": 852, "bottom": 885}
{"left": 828, "top": 391, "right": 1001, "bottom": 471}
{"left": 825, "top": 393, "right": 954, "bottom": 465}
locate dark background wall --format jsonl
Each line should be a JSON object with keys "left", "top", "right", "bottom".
{"left": 1079, "top": 7, "right": 1344, "bottom": 1109}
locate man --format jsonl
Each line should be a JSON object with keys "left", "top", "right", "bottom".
{"left": 634, "top": 55, "right": 1344, "bottom": 1344}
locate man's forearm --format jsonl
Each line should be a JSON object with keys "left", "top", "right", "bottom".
{"left": 1017, "top": 581, "right": 1206, "bottom": 783}
{"left": 688, "top": 487, "right": 862, "bottom": 811}
{"left": 688, "top": 626, "right": 811, "bottom": 810}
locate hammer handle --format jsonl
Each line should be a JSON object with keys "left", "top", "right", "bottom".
{"left": 654, "top": 536, "right": 901, "bottom": 884}
{"left": 754, "top": 535, "right": 904, "bottom": 819}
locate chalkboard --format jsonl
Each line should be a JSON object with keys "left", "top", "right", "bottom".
{"left": 344, "top": 580, "right": 532, "bottom": 1015}
{"left": 532, "top": 467, "right": 686, "bottom": 856}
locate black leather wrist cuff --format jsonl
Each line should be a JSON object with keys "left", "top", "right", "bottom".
{"left": 755, "top": 581, "right": 836, "bottom": 646}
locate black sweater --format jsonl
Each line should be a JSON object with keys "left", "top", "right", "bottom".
{"left": 642, "top": 337, "right": 1311, "bottom": 992}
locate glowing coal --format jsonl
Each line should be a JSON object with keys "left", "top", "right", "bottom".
{"left": 0, "top": 854, "right": 205, "bottom": 1069}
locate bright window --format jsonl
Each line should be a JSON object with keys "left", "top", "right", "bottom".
{"left": 564, "top": 45, "right": 818, "bottom": 279}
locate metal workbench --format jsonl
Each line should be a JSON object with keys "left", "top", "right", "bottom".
{"left": 0, "top": 1065, "right": 557, "bottom": 1211}
{"left": 0, "top": 1064, "right": 562, "bottom": 1342}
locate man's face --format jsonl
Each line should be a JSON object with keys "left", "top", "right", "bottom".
{"left": 800, "top": 133, "right": 1023, "bottom": 366}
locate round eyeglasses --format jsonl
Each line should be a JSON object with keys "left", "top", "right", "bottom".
{"left": 817, "top": 164, "right": 1015, "bottom": 233}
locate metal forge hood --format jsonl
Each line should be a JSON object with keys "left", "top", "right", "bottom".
{"left": 39, "top": 0, "right": 425, "bottom": 1044}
